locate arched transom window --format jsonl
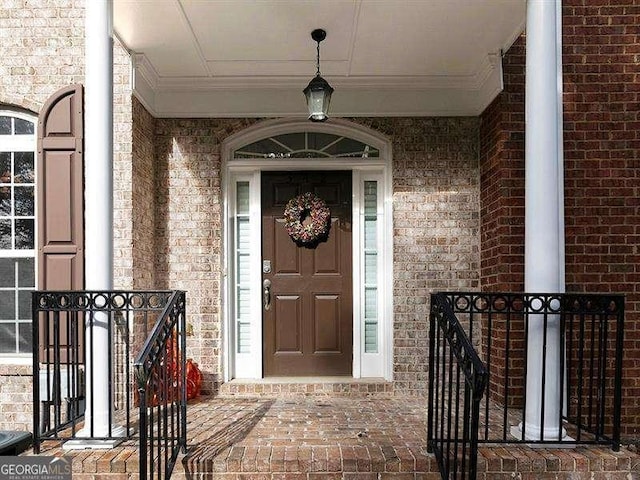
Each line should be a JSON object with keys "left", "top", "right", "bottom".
{"left": 233, "top": 132, "right": 380, "bottom": 159}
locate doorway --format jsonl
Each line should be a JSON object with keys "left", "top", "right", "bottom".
{"left": 222, "top": 118, "right": 393, "bottom": 381}
{"left": 261, "top": 171, "right": 352, "bottom": 376}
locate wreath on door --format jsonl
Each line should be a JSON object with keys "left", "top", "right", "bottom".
{"left": 283, "top": 192, "right": 331, "bottom": 245}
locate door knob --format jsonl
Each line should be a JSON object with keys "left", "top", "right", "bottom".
{"left": 263, "top": 279, "right": 272, "bottom": 310}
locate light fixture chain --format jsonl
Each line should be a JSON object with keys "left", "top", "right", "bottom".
{"left": 316, "top": 40, "right": 321, "bottom": 76}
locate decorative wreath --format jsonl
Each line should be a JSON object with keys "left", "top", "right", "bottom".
{"left": 283, "top": 192, "right": 331, "bottom": 245}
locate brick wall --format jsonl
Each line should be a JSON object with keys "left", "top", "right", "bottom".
{"left": 479, "top": 37, "right": 526, "bottom": 293}
{"left": 0, "top": 365, "right": 32, "bottom": 431}
{"left": 151, "top": 116, "right": 480, "bottom": 396}
{"left": 478, "top": 37, "right": 527, "bottom": 408}
{"left": 154, "top": 118, "right": 259, "bottom": 394}
{"left": 113, "top": 38, "right": 135, "bottom": 290}
{"left": 563, "top": 0, "right": 640, "bottom": 438}
{"left": 130, "top": 96, "right": 156, "bottom": 290}
{"left": 355, "top": 118, "right": 481, "bottom": 395}
{"left": 0, "top": 0, "right": 85, "bottom": 113}
{"left": 479, "top": 1, "right": 640, "bottom": 437}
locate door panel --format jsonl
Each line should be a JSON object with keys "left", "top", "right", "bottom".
{"left": 262, "top": 170, "right": 352, "bottom": 376}
{"left": 313, "top": 295, "right": 340, "bottom": 352}
{"left": 274, "top": 220, "right": 300, "bottom": 273}
{"left": 314, "top": 218, "right": 340, "bottom": 274}
{"left": 274, "top": 295, "right": 303, "bottom": 353}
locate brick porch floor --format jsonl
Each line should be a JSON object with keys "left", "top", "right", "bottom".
{"left": 30, "top": 393, "right": 640, "bottom": 479}
{"left": 176, "top": 396, "right": 431, "bottom": 479}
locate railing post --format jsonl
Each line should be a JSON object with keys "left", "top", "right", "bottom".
{"left": 180, "top": 294, "right": 188, "bottom": 453}
{"left": 138, "top": 385, "right": 148, "bottom": 480}
{"left": 32, "top": 292, "right": 40, "bottom": 454}
{"left": 468, "top": 384, "right": 483, "bottom": 480}
{"left": 612, "top": 301, "right": 624, "bottom": 451}
{"left": 427, "top": 299, "right": 436, "bottom": 454}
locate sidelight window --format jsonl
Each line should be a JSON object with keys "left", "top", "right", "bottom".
{"left": 235, "top": 181, "right": 251, "bottom": 354}
{"left": 363, "top": 181, "right": 379, "bottom": 352}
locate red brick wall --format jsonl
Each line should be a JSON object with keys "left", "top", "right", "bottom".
{"left": 479, "top": 37, "right": 526, "bottom": 294}
{"left": 479, "top": 37, "right": 526, "bottom": 409}
{"left": 480, "top": 1, "right": 640, "bottom": 437}
{"left": 563, "top": 0, "right": 640, "bottom": 438}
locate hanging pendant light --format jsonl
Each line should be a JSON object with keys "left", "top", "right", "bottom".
{"left": 303, "top": 29, "right": 334, "bottom": 122}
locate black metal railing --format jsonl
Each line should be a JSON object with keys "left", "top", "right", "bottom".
{"left": 134, "top": 290, "right": 187, "bottom": 480}
{"left": 428, "top": 293, "right": 488, "bottom": 480}
{"left": 428, "top": 293, "right": 625, "bottom": 478}
{"left": 32, "top": 290, "right": 187, "bottom": 480}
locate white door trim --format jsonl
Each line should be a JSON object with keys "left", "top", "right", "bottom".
{"left": 221, "top": 118, "right": 393, "bottom": 381}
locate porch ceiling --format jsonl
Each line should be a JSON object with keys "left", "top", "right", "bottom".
{"left": 113, "top": 0, "right": 525, "bottom": 118}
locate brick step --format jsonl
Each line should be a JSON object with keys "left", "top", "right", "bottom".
{"left": 174, "top": 444, "right": 439, "bottom": 479}
{"left": 173, "top": 445, "right": 639, "bottom": 480}
{"left": 28, "top": 443, "right": 639, "bottom": 480}
{"left": 218, "top": 378, "right": 394, "bottom": 398}
{"left": 476, "top": 445, "right": 639, "bottom": 479}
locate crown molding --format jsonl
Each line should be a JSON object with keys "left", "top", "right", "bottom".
{"left": 132, "top": 53, "right": 160, "bottom": 90}
{"left": 131, "top": 52, "right": 504, "bottom": 118}
{"left": 132, "top": 52, "right": 501, "bottom": 91}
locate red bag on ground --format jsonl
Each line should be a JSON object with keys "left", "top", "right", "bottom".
{"left": 185, "top": 359, "right": 203, "bottom": 400}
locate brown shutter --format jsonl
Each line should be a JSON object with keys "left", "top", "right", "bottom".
{"left": 37, "top": 84, "right": 85, "bottom": 363}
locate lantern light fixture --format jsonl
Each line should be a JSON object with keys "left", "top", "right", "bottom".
{"left": 303, "top": 28, "right": 334, "bottom": 122}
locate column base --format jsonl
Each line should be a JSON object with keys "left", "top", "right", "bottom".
{"left": 510, "top": 422, "right": 574, "bottom": 447}
{"left": 62, "top": 425, "right": 126, "bottom": 450}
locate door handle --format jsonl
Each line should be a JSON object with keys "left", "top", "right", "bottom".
{"left": 263, "top": 279, "right": 272, "bottom": 310}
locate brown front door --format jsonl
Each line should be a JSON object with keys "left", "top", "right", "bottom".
{"left": 262, "top": 171, "right": 352, "bottom": 376}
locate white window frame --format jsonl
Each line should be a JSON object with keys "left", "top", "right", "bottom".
{"left": 226, "top": 172, "right": 263, "bottom": 379}
{"left": 221, "top": 118, "right": 393, "bottom": 381}
{"left": 0, "top": 110, "right": 37, "bottom": 364}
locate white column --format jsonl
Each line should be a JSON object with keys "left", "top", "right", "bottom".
{"left": 522, "top": 0, "right": 565, "bottom": 440}
{"left": 65, "top": 0, "right": 122, "bottom": 449}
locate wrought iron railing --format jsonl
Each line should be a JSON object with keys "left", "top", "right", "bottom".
{"left": 134, "top": 290, "right": 187, "bottom": 480}
{"left": 428, "top": 292, "right": 625, "bottom": 479}
{"left": 32, "top": 290, "right": 187, "bottom": 480}
{"left": 428, "top": 293, "right": 488, "bottom": 480}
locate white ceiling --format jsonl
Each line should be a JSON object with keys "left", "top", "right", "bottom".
{"left": 114, "top": 0, "right": 526, "bottom": 118}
